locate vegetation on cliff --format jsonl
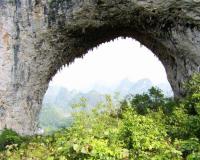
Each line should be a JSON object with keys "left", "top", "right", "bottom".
{"left": 0, "top": 74, "right": 199, "bottom": 159}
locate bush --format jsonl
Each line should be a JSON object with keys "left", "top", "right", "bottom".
{"left": 0, "top": 74, "right": 199, "bottom": 159}
{"left": 0, "top": 129, "right": 24, "bottom": 151}
{"left": 128, "top": 86, "right": 173, "bottom": 115}
{"left": 184, "top": 73, "right": 200, "bottom": 115}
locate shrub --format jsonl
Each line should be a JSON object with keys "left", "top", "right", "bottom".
{"left": 0, "top": 74, "right": 199, "bottom": 159}
{"left": 184, "top": 73, "right": 200, "bottom": 115}
{"left": 128, "top": 86, "right": 172, "bottom": 115}
{"left": 0, "top": 128, "right": 24, "bottom": 151}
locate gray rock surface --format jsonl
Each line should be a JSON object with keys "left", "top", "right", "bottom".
{"left": 0, "top": 0, "right": 200, "bottom": 135}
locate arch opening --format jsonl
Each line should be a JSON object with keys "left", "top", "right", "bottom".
{"left": 39, "top": 37, "right": 173, "bottom": 133}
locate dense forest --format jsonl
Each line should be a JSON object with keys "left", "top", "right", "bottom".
{"left": 0, "top": 74, "right": 199, "bottom": 159}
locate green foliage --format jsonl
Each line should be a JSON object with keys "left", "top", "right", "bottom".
{"left": 0, "top": 74, "right": 199, "bottom": 159}
{"left": 175, "top": 138, "right": 200, "bottom": 159}
{"left": 39, "top": 105, "right": 73, "bottom": 133}
{"left": 184, "top": 73, "right": 200, "bottom": 115}
{"left": 128, "top": 86, "right": 172, "bottom": 115}
{"left": 0, "top": 129, "right": 24, "bottom": 151}
{"left": 118, "top": 108, "right": 182, "bottom": 159}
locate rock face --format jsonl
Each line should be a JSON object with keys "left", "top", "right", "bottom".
{"left": 0, "top": 0, "right": 200, "bottom": 135}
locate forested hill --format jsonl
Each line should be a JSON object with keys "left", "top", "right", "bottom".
{"left": 43, "top": 78, "right": 173, "bottom": 110}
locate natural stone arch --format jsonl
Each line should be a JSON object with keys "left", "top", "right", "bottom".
{"left": 0, "top": 0, "right": 200, "bottom": 135}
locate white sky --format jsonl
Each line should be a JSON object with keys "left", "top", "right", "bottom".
{"left": 49, "top": 38, "right": 169, "bottom": 91}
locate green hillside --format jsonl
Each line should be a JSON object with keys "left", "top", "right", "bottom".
{"left": 0, "top": 74, "right": 199, "bottom": 160}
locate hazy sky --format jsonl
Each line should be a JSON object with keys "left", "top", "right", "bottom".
{"left": 50, "top": 38, "right": 169, "bottom": 91}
